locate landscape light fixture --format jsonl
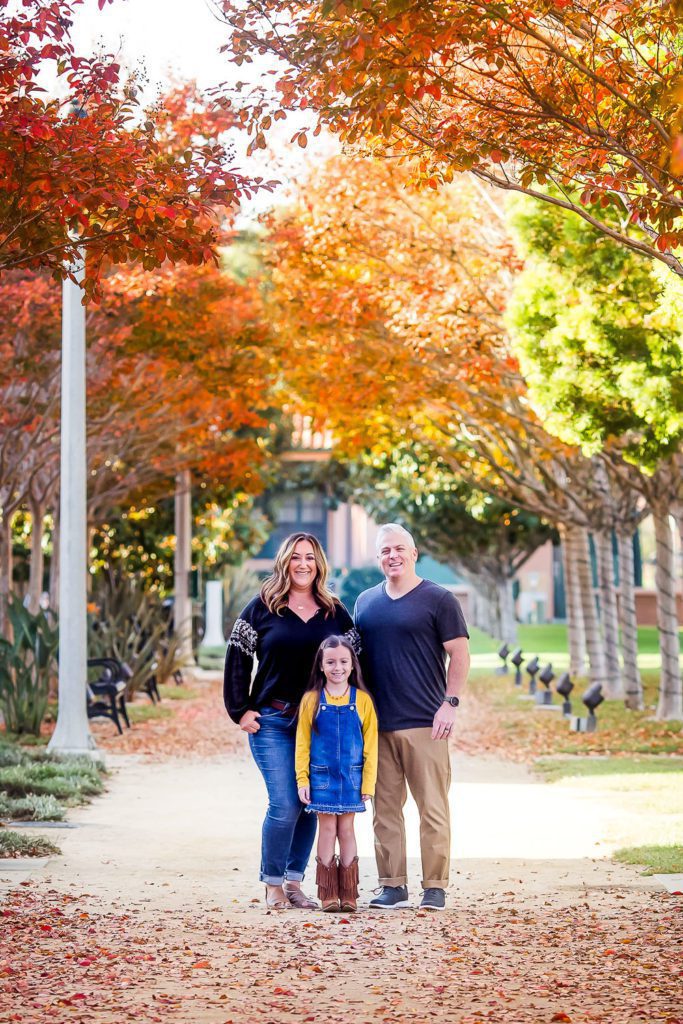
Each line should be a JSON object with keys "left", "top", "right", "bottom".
{"left": 510, "top": 648, "right": 524, "bottom": 687}
{"left": 496, "top": 642, "right": 511, "bottom": 675}
{"left": 569, "top": 682, "right": 604, "bottom": 732}
{"left": 525, "top": 655, "right": 540, "bottom": 696}
{"left": 555, "top": 672, "right": 574, "bottom": 716}
{"left": 535, "top": 662, "right": 555, "bottom": 706}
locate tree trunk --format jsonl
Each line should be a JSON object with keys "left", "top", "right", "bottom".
{"left": 497, "top": 576, "right": 517, "bottom": 644}
{"left": 0, "top": 515, "right": 12, "bottom": 639}
{"left": 26, "top": 500, "right": 46, "bottom": 614}
{"left": 653, "top": 508, "right": 683, "bottom": 719}
{"left": 617, "top": 531, "right": 644, "bottom": 711}
{"left": 472, "top": 582, "right": 495, "bottom": 636}
{"left": 49, "top": 504, "right": 60, "bottom": 611}
{"left": 595, "top": 530, "right": 623, "bottom": 699}
{"left": 560, "top": 525, "right": 587, "bottom": 677}
{"left": 575, "top": 526, "right": 609, "bottom": 689}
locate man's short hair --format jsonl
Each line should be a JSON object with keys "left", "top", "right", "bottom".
{"left": 376, "top": 523, "right": 417, "bottom": 553}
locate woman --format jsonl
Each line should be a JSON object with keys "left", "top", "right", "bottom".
{"left": 224, "top": 532, "right": 360, "bottom": 910}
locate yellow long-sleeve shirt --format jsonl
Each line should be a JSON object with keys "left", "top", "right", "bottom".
{"left": 295, "top": 689, "right": 378, "bottom": 796}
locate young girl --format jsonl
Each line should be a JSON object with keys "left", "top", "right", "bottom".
{"left": 295, "top": 635, "right": 378, "bottom": 912}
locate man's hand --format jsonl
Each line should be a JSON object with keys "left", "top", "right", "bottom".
{"left": 298, "top": 785, "right": 311, "bottom": 805}
{"left": 362, "top": 793, "right": 372, "bottom": 802}
{"left": 239, "top": 709, "right": 261, "bottom": 734}
{"left": 431, "top": 701, "right": 457, "bottom": 740}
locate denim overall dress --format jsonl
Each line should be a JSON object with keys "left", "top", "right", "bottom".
{"left": 307, "top": 687, "right": 366, "bottom": 815}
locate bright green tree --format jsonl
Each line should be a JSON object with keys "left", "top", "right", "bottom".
{"left": 507, "top": 198, "right": 683, "bottom": 719}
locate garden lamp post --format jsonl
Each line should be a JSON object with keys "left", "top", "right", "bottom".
{"left": 525, "top": 655, "right": 540, "bottom": 696}
{"left": 510, "top": 647, "right": 524, "bottom": 686}
{"left": 47, "top": 257, "right": 96, "bottom": 756}
{"left": 535, "top": 662, "right": 555, "bottom": 706}
{"left": 570, "top": 682, "right": 604, "bottom": 732}
{"left": 496, "top": 642, "right": 510, "bottom": 675}
{"left": 555, "top": 672, "right": 574, "bottom": 716}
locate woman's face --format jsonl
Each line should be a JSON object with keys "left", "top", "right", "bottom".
{"left": 288, "top": 539, "right": 318, "bottom": 589}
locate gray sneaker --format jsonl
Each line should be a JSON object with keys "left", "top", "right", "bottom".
{"left": 420, "top": 888, "right": 446, "bottom": 911}
{"left": 368, "top": 885, "right": 410, "bottom": 909}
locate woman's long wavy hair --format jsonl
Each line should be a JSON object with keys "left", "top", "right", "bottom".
{"left": 306, "top": 635, "right": 369, "bottom": 731}
{"left": 260, "top": 532, "right": 338, "bottom": 617}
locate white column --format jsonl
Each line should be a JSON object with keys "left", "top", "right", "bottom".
{"left": 174, "top": 469, "right": 195, "bottom": 664}
{"left": 202, "top": 580, "right": 226, "bottom": 647}
{"left": 48, "top": 261, "right": 96, "bottom": 755}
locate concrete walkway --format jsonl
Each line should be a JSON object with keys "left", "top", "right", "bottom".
{"left": 5, "top": 745, "right": 663, "bottom": 909}
{"left": 1, "top": 742, "right": 681, "bottom": 1024}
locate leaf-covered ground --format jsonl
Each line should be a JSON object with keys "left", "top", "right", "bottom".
{"left": 1, "top": 674, "right": 682, "bottom": 1024}
{"left": 2, "top": 883, "right": 682, "bottom": 1024}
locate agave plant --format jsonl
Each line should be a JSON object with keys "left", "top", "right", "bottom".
{"left": 89, "top": 571, "right": 184, "bottom": 697}
{"left": 0, "top": 595, "right": 59, "bottom": 736}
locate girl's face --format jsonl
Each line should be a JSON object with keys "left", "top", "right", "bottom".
{"left": 288, "top": 539, "right": 318, "bottom": 589}
{"left": 322, "top": 646, "right": 352, "bottom": 686}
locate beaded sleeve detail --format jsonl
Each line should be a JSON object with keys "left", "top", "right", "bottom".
{"left": 343, "top": 627, "right": 362, "bottom": 656}
{"left": 229, "top": 617, "right": 258, "bottom": 657}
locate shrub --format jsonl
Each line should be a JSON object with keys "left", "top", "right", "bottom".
{"left": 0, "top": 596, "right": 59, "bottom": 735}
{"left": 89, "top": 571, "right": 185, "bottom": 697}
{"left": 0, "top": 759, "right": 104, "bottom": 801}
{"left": 0, "top": 830, "right": 61, "bottom": 858}
{"left": 0, "top": 793, "right": 64, "bottom": 821}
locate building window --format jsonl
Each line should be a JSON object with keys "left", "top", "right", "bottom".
{"left": 259, "top": 492, "right": 328, "bottom": 558}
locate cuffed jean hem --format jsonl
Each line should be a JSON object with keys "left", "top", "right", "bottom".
{"left": 260, "top": 870, "right": 306, "bottom": 885}
{"left": 379, "top": 875, "right": 408, "bottom": 887}
{"left": 422, "top": 880, "right": 449, "bottom": 890}
{"left": 284, "top": 870, "right": 304, "bottom": 882}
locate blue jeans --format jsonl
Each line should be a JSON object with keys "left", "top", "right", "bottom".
{"left": 249, "top": 706, "right": 317, "bottom": 885}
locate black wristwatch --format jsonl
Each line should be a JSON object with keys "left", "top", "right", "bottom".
{"left": 442, "top": 695, "right": 460, "bottom": 708}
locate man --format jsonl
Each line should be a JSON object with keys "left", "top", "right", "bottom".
{"left": 354, "top": 523, "right": 470, "bottom": 911}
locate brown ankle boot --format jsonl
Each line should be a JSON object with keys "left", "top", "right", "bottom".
{"left": 338, "top": 856, "right": 359, "bottom": 912}
{"left": 316, "top": 857, "right": 339, "bottom": 912}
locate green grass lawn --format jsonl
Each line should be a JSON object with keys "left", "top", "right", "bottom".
{"left": 469, "top": 669, "right": 683, "bottom": 756}
{"left": 469, "top": 624, "right": 683, "bottom": 673}
{"left": 126, "top": 702, "right": 173, "bottom": 724}
{"left": 534, "top": 755, "right": 683, "bottom": 780}
{"left": 614, "top": 845, "right": 683, "bottom": 875}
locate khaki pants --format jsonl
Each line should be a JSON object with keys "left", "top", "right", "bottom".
{"left": 373, "top": 728, "right": 451, "bottom": 890}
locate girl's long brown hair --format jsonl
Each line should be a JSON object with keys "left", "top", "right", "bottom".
{"left": 306, "top": 635, "right": 370, "bottom": 731}
{"left": 260, "top": 532, "right": 338, "bottom": 617}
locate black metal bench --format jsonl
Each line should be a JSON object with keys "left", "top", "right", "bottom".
{"left": 86, "top": 657, "right": 132, "bottom": 735}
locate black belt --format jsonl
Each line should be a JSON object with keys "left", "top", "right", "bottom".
{"left": 268, "top": 699, "right": 298, "bottom": 718}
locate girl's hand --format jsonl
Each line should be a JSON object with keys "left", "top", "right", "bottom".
{"left": 362, "top": 794, "right": 371, "bottom": 802}
{"left": 239, "top": 709, "right": 261, "bottom": 734}
{"left": 298, "top": 785, "right": 311, "bottom": 805}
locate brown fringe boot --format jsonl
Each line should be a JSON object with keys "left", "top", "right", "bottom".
{"left": 316, "top": 857, "right": 339, "bottom": 912}
{"left": 338, "top": 856, "right": 359, "bottom": 913}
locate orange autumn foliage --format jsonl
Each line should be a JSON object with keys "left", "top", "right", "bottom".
{"left": 219, "top": 0, "right": 683, "bottom": 276}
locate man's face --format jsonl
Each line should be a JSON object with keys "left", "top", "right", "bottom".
{"left": 377, "top": 531, "right": 417, "bottom": 581}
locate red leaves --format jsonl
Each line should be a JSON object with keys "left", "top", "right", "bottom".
{"left": 0, "top": 4, "right": 274, "bottom": 295}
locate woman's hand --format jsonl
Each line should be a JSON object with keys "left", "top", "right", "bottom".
{"left": 298, "top": 785, "right": 311, "bottom": 805}
{"left": 239, "top": 709, "right": 261, "bottom": 734}
{"left": 362, "top": 794, "right": 372, "bottom": 802}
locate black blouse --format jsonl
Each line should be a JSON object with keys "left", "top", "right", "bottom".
{"left": 223, "top": 595, "right": 360, "bottom": 724}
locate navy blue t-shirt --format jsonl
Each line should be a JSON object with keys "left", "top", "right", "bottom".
{"left": 354, "top": 579, "right": 469, "bottom": 732}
